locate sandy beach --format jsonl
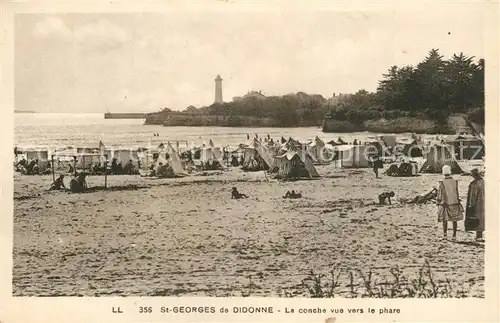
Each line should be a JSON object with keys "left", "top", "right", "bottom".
{"left": 12, "top": 164, "right": 484, "bottom": 297}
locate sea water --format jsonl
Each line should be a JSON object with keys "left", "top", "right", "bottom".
{"left": 14, "top": 113, "right": 421, "bottom": 150}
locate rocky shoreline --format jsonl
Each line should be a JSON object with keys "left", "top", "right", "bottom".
{"left": 144, "top": 112, "right": 482, "bottom": 134}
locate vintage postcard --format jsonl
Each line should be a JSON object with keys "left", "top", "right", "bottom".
{"left": 0, "top": 1, "right": 498, "bottom": 322}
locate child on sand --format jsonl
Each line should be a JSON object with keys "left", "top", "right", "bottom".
{"left": 283, "top": 190, "right": 302, "bottom": 199}
{"left": 378, "top": 191, "right": 395, "bottom": 205}
{"left": 231, "top": 187, "right": 249, "bottom": 199}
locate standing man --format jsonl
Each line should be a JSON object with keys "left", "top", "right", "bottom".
{"left": 465, "top": 168, "right": 485, "bottom": 242}
{"left": 437, "top": 165, "right": 464, "bottom": 240}
{"left": 371, "top": 155, "right": 383, "bottom": 178}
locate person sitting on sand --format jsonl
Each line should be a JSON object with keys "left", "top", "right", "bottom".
{"left": 111, "top": 158, "right": 119, "bottom": 175}
{"left": 249, "top": 157, "right": 259, "bottom": 170}
{"left": 353, "top": 139, "right": 358, "bottom": 145}
{"left": 231, "top": 187, "right": 248, "bottom": 199}
{"left": 378, "top": 191, "right": 395, "bottom": 205}
{"left": 25, "top": 159, "right": 37, "bottom": 175}
{"left": 155, "top": 162, "right": 165, "bottom": 177}
{"left": 123, "top": 159, "right": 135, "bottom": 175}
{"left": 31, "top": 160, "right": 40, "bottom": 175}
{"left": 407, "top": 187, "right": 438, "bottom": 204}
{"left": 117, "top": 162, "right": 124, "bottom": 175}
{"left": 16, "top": 157, "right": 27, "bottom": 168}
{"left": 231, "top": 155, "right": 239, "bottom": 167}
{"left": 49, "top": 174, "right": 66, "bottom": 191}
{"left": 284, "top": 190, "right": 302, "bottom": 199}
{"left": 70, "top": 173, "right": 88, "bottom": 193}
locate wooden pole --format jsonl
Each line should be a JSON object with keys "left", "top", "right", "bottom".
{"left": 104, "top": 155, "right": 108, "bottom": 189}
{"left": 51, "top": 155, "right": 55, "bottom": 182}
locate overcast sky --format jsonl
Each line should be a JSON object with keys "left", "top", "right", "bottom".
{"left": 15, "top": 3, "right": 486, "bottom": 113}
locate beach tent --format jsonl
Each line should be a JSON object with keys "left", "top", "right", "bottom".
{"left": 22, "top": 149, "right": 50, "bottom": 172}
{"left": 242, "top": 138, "right": 274, "bottom": 171}
{"left": 273, "top": 148, "right": 320, "bottom": 180}
{"left": 420, "top": 144, "right": 463, "bottom": 174}
{"left": 402, "top": 139, "right": 424, "bottom": 157}
{"left": 447, "top": 136, "right": 485, "bottom": 160}
{"left": 206, "top": 139, "right": 222, "bottom": 160}
{"left": 76, "top": 154, "right": 101, "bottom": 170}
{"left": 285, "top": 137, "right": 304, "bottom": 150}
{"left": 153, "top": 143, "right": 186, "bottom": 177}
{"left": 336, "top": 145, "right": 373, "bottom": 168}
{"left": 77, "top": 147, "right": 99, "bottom": 154}
{"left": 380, "top": 135, "right": 397, "bottom": 148}
{"left": 231, "top": 144, "right": 248, "bottom": 154}
{"left": 364, "top": 139, "right": 392, "bottom": 157}
{"left": 107, "top": 149, "right": 140, "bottom": 168}
{"left": 307, "top": 136, "right": 333, "bottom": 165}
{"left": 201, "top": 147, "right": 221, "bottom": 162}
{"left": 166, "top": 143, "right": 186, "bottom": 176}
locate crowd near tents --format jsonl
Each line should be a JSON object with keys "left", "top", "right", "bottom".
{"left": 13, "top": 131, "right": 485, "bottom": 184}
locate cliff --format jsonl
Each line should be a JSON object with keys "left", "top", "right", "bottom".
{"left": 144, "top": 111, "right": 282, "bottom": 127}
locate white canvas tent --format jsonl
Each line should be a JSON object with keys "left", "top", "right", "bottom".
{"left": 201, "top": 147, "right": 221, "bottom": 162}
{"left": 165, "top": 142, "right": 186, "bottom": 176}
{"left": 380, "top": 135, "right": 397, "bottom": 148}
{"left": 307, "top": 136, "right": 333, "bottom": 165}
{"left": 420, "top": 144, "right": 464, "bottom": 174}
{"left": 106, "top": 149, "right": 140, "bottom": 168}
{"left": 242, "top": 138, "right": 274, "bottom": 171}
{"left": 273, "top": 148, "right": 320, "bottom": 180}
{"left": 335, "top": 145, "right": 373, "bottom": 168}
{"left": 20, "top": 149, "right": 50, "bottom": 172}
{"left": 76, "top": 154, "right": 101, "bottom": 170}
{"left": 202, "top": 138, "right": 222, "bottom": 161}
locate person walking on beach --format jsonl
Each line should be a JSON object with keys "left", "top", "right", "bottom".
{"left": 436, "top": 165, "right": 464, "bottom": 240}
{"left": 371, "top": 155, "right": 383, "bottom": 178}
{"left": 465, "top": 168, "right": 485, "bottom": 242}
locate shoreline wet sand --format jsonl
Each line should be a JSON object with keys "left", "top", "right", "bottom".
{"left": 13, "top": 164, "right": 484, "bottom": 297}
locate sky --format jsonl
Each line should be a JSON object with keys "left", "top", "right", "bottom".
{"left": 15, "top": 3, "right": 487, "bottom": 113}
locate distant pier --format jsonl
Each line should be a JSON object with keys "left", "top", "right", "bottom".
{"left": 104, "top": 112, "right": 148, "bottom": 119}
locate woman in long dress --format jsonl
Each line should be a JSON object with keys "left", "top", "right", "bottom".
{"left": 437, "top": 165, "right": 464, "bottom": 240}
{"left": 465, "top": 168, "right": 485, "bottom": 242}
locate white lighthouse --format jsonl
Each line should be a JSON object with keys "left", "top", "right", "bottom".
{"left": 214, "top": 74, "right": 223, "bottom": 104}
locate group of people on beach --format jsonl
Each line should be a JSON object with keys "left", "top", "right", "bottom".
{"left": 375, "top": 165, "right": 484, "bottom": 242}
{"left": 230, "top": 187, "right": 303, "bottom": 200}
{"left": 15, "top": 157, "right": 51, "bottom": 175}
{"left": 49, "top": 172, "right": 88, "bottom": 193}
{"left": 436, "top": 165, "right": 485, "bottom": 242}
{"left": 110, "top": 158, "right": 139, "bottom": 175}
{"left": 231, "top": 163, "right": 485, "bottom": 243}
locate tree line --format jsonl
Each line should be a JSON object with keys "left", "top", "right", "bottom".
{"left": 178, "top": 49, "right": 484, "bottom": 127}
